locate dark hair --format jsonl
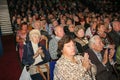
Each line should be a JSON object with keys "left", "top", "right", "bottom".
{"left": 57, "top": 35, "right": 74, "bottom": 58}
{"left": 20, "top": 22, "right": 28, "bottom": 29}
{"left": 96, "top": 22, "right": 105, "bottom": 32}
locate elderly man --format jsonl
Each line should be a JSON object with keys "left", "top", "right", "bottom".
{"left": 84, "top": 35, "right": 117, "bottom": 80}
{"left": 49, "top": 25, "right": 65, "bottom": 60}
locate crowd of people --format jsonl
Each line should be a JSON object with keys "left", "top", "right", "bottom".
{"left": 7, "top": 0, "right": 120, "bottom": 80}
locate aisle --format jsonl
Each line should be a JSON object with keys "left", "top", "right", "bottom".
{"left": 0, "top": 35, "right": 22, "bottom": 80}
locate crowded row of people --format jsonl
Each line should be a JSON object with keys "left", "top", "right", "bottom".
{"left": 7, "top": 0, "right": 120, "bottom": 80}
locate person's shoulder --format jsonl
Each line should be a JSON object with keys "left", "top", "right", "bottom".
{"left": 56, "top": 57, "right": 65, "bottom": 65}
{"left": 49, "top": 36, "right": 56, "bottom": 42}
{"left": 85, "top": 48, "right": 92, "bottom": 52}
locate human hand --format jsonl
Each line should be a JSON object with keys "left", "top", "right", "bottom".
{"left": 102, "top": 49, "right": 108, "bottom": 65}
{"left": 38, "top": 47, "right": 43, "bottom": 54}
{"left": 82, "top": 53, "right": 91, "bottom": 70}
{"left": 38, "top": 47, "right": 44, "bottom": 57}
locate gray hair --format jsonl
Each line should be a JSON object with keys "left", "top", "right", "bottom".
{"left": 88, "top": 35, "right": 100, "bottom": 49}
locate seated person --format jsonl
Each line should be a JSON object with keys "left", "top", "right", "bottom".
{"left": 49, "top": 25, "right": 65, "bottom": 60}
{"left": 74, "top": 25, "right": 89, "bottom": 53}
{"left": 64, "top": 24, "right": 76, "bottom": 39}
{"left": 85, "top": 35, "right": 117, "bottom": 80}
{"left": 54, "top": 35, "right": 96, "bottom": 80}
{"left": 16, "top": 22, "right": 28, "bottom": 61}
{"left": 95, "top": 23, "right": 115, "bottom": 49}
{"left": 22, "top": 29, "right": 50, "bottom": 80}
{"left": 108, "top": 20, "right": 120, "bottom": 48}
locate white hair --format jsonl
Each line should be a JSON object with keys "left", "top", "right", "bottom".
{"left": 88, "top": 35, "right": 100, "bottom": 49}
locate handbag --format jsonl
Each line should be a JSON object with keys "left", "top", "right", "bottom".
{"left": 19, "top": 66, "right": 32, "bottom": 80}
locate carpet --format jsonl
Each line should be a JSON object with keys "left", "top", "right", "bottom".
{"left": 0, "top": 35, "right": 22, "bottom": 80}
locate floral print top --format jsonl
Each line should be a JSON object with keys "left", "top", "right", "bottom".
{"left": 54, "top": 55, "right": 96, "bottom": 80}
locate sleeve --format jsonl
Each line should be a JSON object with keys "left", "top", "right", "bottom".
{"left": 49, "top": 39, "right": 58, "bottom": 59}
{"left": 22, "top": 45, "right": 29, "bottom": 65}
{"left": 36, "top": 45, "right": 51, "bottom": 65}
{"left": 22, "top": 44, "right": 34, "bottom": 65}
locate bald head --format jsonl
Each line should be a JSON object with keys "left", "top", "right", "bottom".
{"left": 54, "top": 25, "right": 65, "bottom": 38}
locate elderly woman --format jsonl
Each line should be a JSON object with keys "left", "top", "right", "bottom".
{"left": 54, "top": 35, "right": 96, "bottom": 80}
{"left": 74, "top": 25, "right": 89, "bottom": 53}
{"left": 22, "top": 29, "right": 50, "bottom": 80}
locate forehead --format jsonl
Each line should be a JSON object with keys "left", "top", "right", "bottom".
{"left": 94, "top": 37, "right": 102, "bottom": 43}
{"left": 64, "top": 40, "right": 74, "bottom": 46}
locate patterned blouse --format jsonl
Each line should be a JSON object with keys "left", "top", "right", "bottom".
{"left": 54, "top": 55, "right": 96, "bottom": 80}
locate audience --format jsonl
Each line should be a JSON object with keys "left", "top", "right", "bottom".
{"left": 6, "top": 0, "right": 120, "bottom": 79}
{"left": 95, "top": 23, "right": 115, "bottom": 49}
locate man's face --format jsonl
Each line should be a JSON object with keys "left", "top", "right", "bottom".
{"left": 93, "top": 37, "right": 104, "bottom": 52}
{"left": 113, "top": 21, "right": 120, "bottom": 32}
{"left": 56, "top": 27, "right": 65, "bottom": 38}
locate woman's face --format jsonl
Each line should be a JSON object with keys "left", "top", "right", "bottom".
{"left": 68, "top": 25, "right": 75, "bottom": 32}
{"left": 62, "top": 40, "right": 76, "bottom": 57}
{"left": 31, "top": 35, "right": 40, "bottom": 44}
{"left": 21, "top": 24, "right": 28, "bottom": 31}
{"left": 77, "top": 29, "right": 85, "bottom": 38}
{"left": 67, "top": 19, "right": 72, "bottom": 25}
{"left": 98, "top": 25, "right": 106, "bottom": 32}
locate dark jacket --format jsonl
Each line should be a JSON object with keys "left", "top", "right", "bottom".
{"left": 22, "top": 41, "right": 50, "bottom": 66}
{"left": 108, "top": 30, "right": 120, "bottom": 48}
{"left": 84, "top": 48, "right": 116, "bottom": 80}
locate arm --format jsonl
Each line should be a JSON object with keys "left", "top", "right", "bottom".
{"left": 22, "top": 45, "right": 28, "bottom": 65}
{"left": 49, "top": 39, "right": 58, "bottom": 59}
{"left": 22, "top": 44, "right": 34, "bottom": 65}
{"left": 36, "top": 45, "right": 51, "bottom": 65}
